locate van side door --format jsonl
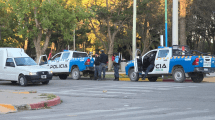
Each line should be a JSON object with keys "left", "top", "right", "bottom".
{"left": 4, "top": 58, "right": 17, "bottom": 80}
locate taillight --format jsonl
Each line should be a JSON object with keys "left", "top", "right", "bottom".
{"left": 192, "top": 58, "right": 199, "bottom": 65}
{"left": 85, "top": 59, "right": 90, "bottom": 65}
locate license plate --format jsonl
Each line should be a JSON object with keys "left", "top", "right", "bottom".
{"left": 204, "top": 68, "right": 208, "bottom": 71}
{"left": 41, "top": 75, "right": 47, "bottom": 79}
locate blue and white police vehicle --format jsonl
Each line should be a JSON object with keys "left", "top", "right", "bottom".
{"left": 39, "top": 50, "right": 94, "bottom": 80}
{"left": 125, "top": 45, "right": 215, "bottom": 83}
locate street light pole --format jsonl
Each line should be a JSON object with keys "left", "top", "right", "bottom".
{"left": 132, "top": 0, "right": 137, "bottom": 60}
{"left": 165, "top": 0, "right": 168, "bottom": 47}
{"left": 73, "top": 27, "right": 75, "bottom": 51}
{"left": 172, "top": 0, "right": 178, "bottom": 46}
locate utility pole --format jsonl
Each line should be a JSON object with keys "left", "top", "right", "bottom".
{"left": 73, "top": 27, "right": 75, "bottom": 51}
{"left": 132, "top": 0, "right": 137, "bottom": 60}
{"left": 165, "top": 0, "right": 168, "bottom": 47}
{"left": 172, "top": 0, "right": 178, "bottom": 46}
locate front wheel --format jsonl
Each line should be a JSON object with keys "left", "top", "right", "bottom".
{"left": 129, "top": 68, "right": 139, "bottom": 82}
{"left": 19, "top": 75, "right": 28, "bottom": 86}
{"left": 42, "top": 80, "right": 49, "bottom": 84}
{"left": 191, "top": 73, "right": 204, "bottom": 83}
{"left": 72, "top": 68, "right": 80, "bottom": 80}
{"left": 172, "top": 68, "right": 185, "bottom": 83}
{"left": 148, "top": 77, "right": 158, "bottom": 82}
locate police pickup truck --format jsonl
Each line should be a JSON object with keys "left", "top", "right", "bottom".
{"left": 125, "top": 45, "right": 215, "bottom": 83}
{"left": 0, "top": 48, "right": 52, "bottom": 86}
{"left": 39, "top": 50, "right": 94, "bottom": 80}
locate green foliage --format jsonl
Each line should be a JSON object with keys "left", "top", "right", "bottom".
{"left": 6, "top": 0, "right": 94, "bottom": 51}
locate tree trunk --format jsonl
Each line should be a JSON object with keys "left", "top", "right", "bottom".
{"left": 107, "top": 40, "right": 114, "bottom": 70}
{"left": 180, "top": 0, "right": 187, "bottom": 45}
{"left": 34, "top": 30, "right": 52, "bottom": 63}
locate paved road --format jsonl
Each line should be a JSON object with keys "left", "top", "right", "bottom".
{"left": 1, "top": 77, "right": 215, "bottom": 120}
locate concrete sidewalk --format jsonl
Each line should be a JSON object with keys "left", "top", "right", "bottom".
{"left": 0, "top": 90, "right": 61, "bottom": 114}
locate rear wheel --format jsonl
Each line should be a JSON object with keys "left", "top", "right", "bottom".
{"left": 19, "top": 75, "right": 28, "bottom": 86}
{"left": 148, "top": 77, "right": 158, "bottom": 82}
{"left": 129, "top": 68, "right": 139, "bottom": 82}
{"left": 42, "top": 80, "right": 49, "bottom": 84}
{"left": 191, "top": 73, "right": 204, "bottom": 83}
{"left": 59, "top": 74, "right": 68, "bottom": 80}
{"left": 72, "top": 68, "right": 80, "bottom": 80}
{"left": 172, "top": 68, "right": 185, "bottom": 83}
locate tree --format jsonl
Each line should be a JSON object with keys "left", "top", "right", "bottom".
{"left": 0, "top": 1, "right": 22, "bottom": 47}
{"left": 89, "top": 0, "right": 132, "bottom": 70}
{"left": 7, "top": 0, "right": 92, "bottom": 62}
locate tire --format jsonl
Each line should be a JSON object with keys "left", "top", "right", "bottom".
{"left": 148, "top": 77, "right": 158, "bottom": 82}
{"left": 129, "top": 68, "right": 139, "bottom": 82}
{"left": 59, "top": 74, "right": 68, "bottom": 80}
{"left": 72, "top": 68, "right": 80, "bottom": 80}
{"left": 19, "top": 75, "right": 28, "bottom": 86}
{"left": 172, "top": 68, "right": 185, "bottom": 83}
{"left": 42, "top": 80, "right": 49, "bottom": 84}
{"left": 11, "top": 81, "right": 17, "bottom": 84}
{"left": 191, "top": 73, "right": 204, "bottom": 83}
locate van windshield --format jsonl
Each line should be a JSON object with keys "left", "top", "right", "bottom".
{"left": 14, "top": 57, "right": 37, "bottom": 66}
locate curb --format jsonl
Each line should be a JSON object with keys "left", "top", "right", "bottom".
{"left": 119, "top": 78, "right": 199, "bottom": 82}
{"left": 0, "top": 104, "right": 17, "bottom": 114}
{"left": 0, "top": 96, "right": 61, "bottom": 114}
{"left": 29, "top": 96, "right": 61, "bottom": 109}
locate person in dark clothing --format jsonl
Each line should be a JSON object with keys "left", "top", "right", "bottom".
{"left": 142, "top": 52, "right": 156, "bottom": 80}
{"left": 94, "top": 52, "right": 101, "bottom": 80}
{"left": 113, "top": 53, "right": 121, "bottom": 81}
{"left": 99, "top": 50, "right": 108, "bottom": 79}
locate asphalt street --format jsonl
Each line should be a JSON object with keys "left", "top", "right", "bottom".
{"left": 1, "top": 77, "right": 215, "bottom": 120}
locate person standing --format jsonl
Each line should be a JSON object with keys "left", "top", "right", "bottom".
{"left": 99, "top": 50, "right": 108, "bottom": 80}
{"left": 94, "top": 52, "right": 101, "bottom": 80}
{"left": 113, "top": 53, "right": 121, "bottom": 81}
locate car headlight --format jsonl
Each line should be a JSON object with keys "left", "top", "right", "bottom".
{"left": 29, "top": 72, "right": 37, "bottom": 75}
{"left": 49, "top": 71, "right": 53, "bottom": 74}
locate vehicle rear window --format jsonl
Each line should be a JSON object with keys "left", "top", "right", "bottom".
{"left": 73, "top": 52, "right": 88, "bottom": 58}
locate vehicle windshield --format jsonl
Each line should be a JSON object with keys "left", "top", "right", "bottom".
{"left": 14, "top": 57, "right": 37, "bottom": 66}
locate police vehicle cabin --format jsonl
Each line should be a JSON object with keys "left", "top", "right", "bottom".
{"left": 126, "top": 45, "right": 215, "bottom": 83}
{"left": 0, "top": 48, "right": 53, "bottom": 86}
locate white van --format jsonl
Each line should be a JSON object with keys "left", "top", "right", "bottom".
{"left": 0, "top": 48, "right": 53, "bottom": 86}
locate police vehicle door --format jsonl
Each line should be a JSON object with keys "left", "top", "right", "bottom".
{"left": 38, "top": 55, "right": 49, "bottom": 69}
{"left": 49, "top": 53, "right": 62, "bottom": 72}
{"left": 141, "top": 50, "right": 157, "bottom": 74}
{"left": 58, "top": 52, "right": 70, "bottom": 72}
{"left": 153, "top": 49, "right": 171, "bottom": 74}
